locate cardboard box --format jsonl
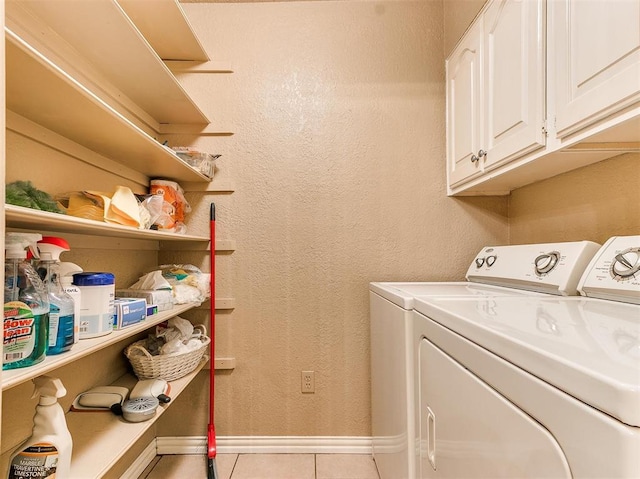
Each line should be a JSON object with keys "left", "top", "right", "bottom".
{"left": 115, "top": 289, "right": 173, "bottom": 312}
{"left": 113, "top": 298, "right": 147, "bottom": 329}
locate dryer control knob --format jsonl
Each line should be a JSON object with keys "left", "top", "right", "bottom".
{"left": 535, "top": 251, "right": 560, "bottom": 276}
{"left": 486, "top": 255, "right": 497, "bottom": 267}
{"left": 611, "top": 247, "right": 640, "bottom": 280}
{"left": 475, "top": 257, "right": 485, "bottom": 268}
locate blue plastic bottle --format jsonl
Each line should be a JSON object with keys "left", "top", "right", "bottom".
{"left": 3, "top": 233, "right": 49, "bottom": 370}
{"left": 36, "top": 237, "right": 75, "bottom": 354}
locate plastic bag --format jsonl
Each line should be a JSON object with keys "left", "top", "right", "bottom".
{"left": 149, "top": 180, "right": 191, "bottom": 233}
{"left": 143, "top": 317, "right": 205, "bottom": 356}
{"left": 128, "top": 270, "right": 172, "bottom": 291}
{"left": 136, "top": 194, "right": 165, "bottom": 230}
{"left": 156, "top": 316, "right": 194, "bottom": 343}
{"left": 158, "top": 264, "right": 210, "bottom": 304}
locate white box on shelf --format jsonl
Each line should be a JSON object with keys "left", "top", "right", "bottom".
{"left": 113, "top": 298, "right": 147, "bottom": 329}
{"left": 116, "top": 289, "right": 173, "bottom": 312}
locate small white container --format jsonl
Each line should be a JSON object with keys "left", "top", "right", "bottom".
{"left": 72, "top": 272, "right": 115, "bottom": 338}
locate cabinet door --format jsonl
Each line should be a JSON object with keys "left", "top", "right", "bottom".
{"left": 553, "top": 0, "right": 640, "bottom": 138}
{"left": 446, "top": 20, "right": 483, "bottom": 188}
{"left": 417, "top": 337, "right": 572, "bottom": 478}
{"left": 483, "top": 0, "right": 546, "bottom": 170}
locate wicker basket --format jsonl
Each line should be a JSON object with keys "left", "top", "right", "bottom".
{"left": 124, "top": 324, "right": 210, "bottom": 381}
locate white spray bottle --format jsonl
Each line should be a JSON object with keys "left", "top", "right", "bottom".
{"left": 7, "top": 376, "right": 73, "bottom": 479}
{"left": 58, "top": 263, "right": 83, "bottom": 344}
{"left": 36, "top": 237, "right": 75, "bottom": 353}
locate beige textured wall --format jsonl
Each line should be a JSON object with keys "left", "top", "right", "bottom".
{"left": 509, "top": 153, "right": 640, "bottom": 245}
{"left": 443, "top": 0, "right": 485, "bottom": 57}
{"left": 158, "top": 0, "right": 508, "bottom": 438}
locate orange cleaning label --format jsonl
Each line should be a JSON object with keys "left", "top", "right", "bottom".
{"left": 9, "top": 443, "right": 59, "bottom": 479}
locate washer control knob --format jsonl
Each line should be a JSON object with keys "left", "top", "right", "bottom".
{"left": 486, "top": 255, "right": 497, "bottom": 267}
{"left": 475, "top": 257, "right": 485, "bottom": 268}
{"left": 535, "top": 251, "right": 560, "bottom": 276}
{"left": 610, "top": 247, "right": 640, "bottom": 280}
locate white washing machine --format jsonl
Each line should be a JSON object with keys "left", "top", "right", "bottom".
{"left": 411, "top": 236, "right": 640, "bottom": 478}
{"left": 370, "top": 241, "right": 600, "bottom": 479}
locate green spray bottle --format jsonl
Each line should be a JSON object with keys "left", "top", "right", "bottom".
{"left": 3, "top": 233, "right": 49, "bottom": 370}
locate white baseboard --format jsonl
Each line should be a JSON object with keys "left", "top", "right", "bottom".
{"left": 120, "top": 439, "right": 158, "bottom": 479}
{"left": 156, "top": 436, "right": 374, "bottom": 455}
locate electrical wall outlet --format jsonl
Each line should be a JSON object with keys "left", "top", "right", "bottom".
{"left": 301, "top": 371, "right": 315, "bottom": 393}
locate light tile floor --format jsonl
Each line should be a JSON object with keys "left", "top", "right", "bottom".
{"left": 140, "top": 453, "right": 381, "bottom": 479}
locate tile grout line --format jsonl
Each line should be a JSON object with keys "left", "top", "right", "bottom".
{"left": 228, "top": 453, "right": 239, "bottom": 479}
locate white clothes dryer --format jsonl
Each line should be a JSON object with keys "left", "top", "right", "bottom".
{"left": 411, "top": 236, "right": 640, "bottom": 478}
{"left": 370, "top": 241, "right": 600, "bottom": 479}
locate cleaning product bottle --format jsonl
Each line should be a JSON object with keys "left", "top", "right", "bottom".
{"left": 7, "top": 376, "right": 73, "bottom": 479}
{"left": 72, "top": 272, "right": 115, "bottom": 339}
{"left": 3, "top": 233, "right": 49, "bottom": 370}
{"left": 58, "top": 263, "right": 83, "bottom": 345}
{"left": 36, "top": 237, "right": 75, "bottom": 354}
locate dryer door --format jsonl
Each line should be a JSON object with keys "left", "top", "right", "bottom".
{"left": 418, "top": 338, "right": 571, "bottom": 478}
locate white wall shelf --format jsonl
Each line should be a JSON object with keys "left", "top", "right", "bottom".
{"left": 182, "top": 181, "right": 236, "bottom": 193}
{"left": 5, "top": 205, "right": 210, "bottom": 243}
{"left": 117, "top": 0, "right": 210, "bottom": 62}
{"left": 2, "top": 303, "right": 201, "bottom": 391}
{"left": 164, "top": 60, "right": 233, "bottom": 73}
{"left": 2, "top": 2, "right": 225, "bottom": 476}
{"left": 192, "top": 298, "right": 236, "bottom": 311}
{"left": 69, "top": 362, "right": 206, "bottom": 479}
{"left": 5, "top": 29, "right": 210, "bottom": 183}
{"left": 159, "top": 239, "right": 236, "bottom": 252}
{"left": 0, "top": 362, "right": 206, "bottom": 478}
{"left": 4, "top": 0, "right": 209, "bottom": 127}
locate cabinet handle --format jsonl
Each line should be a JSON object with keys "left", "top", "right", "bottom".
{"left": 427, "top": 406, "right": 436, "bottom": 470}
{"left": 471, "top": 149, "right": 487, "bottom": 164}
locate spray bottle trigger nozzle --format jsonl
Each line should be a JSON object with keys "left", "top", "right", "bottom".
{"left": 32, "top": 376, "right": 67, "bottom": 403}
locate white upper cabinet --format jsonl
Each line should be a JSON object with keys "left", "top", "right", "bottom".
{"left": 482, "top": 0, "right": 546, "bottom": 169}
{"left": 446, "top": 0, "right": 545, "bottom": 192}
{"left": 552, "top": 0, "right": 640, "bottom": 139}
{"left": 447, "top": 0, "right": 640, "bottom": 196}
{"left": 446, "top": 20, "right": 484, "bottom": 187}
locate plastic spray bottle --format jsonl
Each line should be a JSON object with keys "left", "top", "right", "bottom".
{"left": 7, "top": 376, "right": 73, "bottom": 479}
{"left": 3, "top": 233, "right": 49, "bottom": 370}
{"left": 58, "top": 263, "right": 83, "bottom": 345}
{"left": 36, "top": 237, "right": 75, "bottom": 354}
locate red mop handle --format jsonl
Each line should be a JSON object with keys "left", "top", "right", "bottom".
{"left": 208, "top": 203, "right": 217, "bottom": 459}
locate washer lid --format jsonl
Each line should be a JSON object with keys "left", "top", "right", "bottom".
{"left": 369, "top": 282, "right": 539, "bottom": 309}
{"left": 414, "top": 296, "right": 640, "bottom": 427}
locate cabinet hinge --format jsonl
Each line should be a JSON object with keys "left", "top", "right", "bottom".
{"left": 541, "top": 121, "right": 548, "bottom": 137}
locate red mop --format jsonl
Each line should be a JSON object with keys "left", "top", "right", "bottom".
{"left": 207, "top": 203, "right": 219, "bottom": 479}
